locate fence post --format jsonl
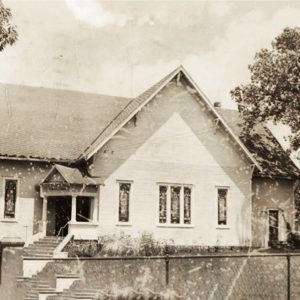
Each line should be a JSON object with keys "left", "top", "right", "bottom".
{"left": 287, "top": 253, "right": 291, "bottom": 300}
{"left": 165, "top": 253, "right": 170, "bottom": 286}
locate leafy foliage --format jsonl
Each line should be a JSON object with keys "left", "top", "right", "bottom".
{"left": 231, "top": 27, "right": 300, "bottom": 152}
{"left": 92, "top": 287, "right": 182, "bottom": 300}
{"left": 65, "top": 232, "right": 250, "bottom": 257}
{"left": 99, "top": 232, "right": 174, "bottom": 256}
{"left": 0, "top": 1, "right": 17, "bottom": 51}
{"left": 64, "top": 239, "right": 101, "bottom": 257}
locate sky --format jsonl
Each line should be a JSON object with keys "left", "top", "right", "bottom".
{"left": 1, "top": 0, "right": 300, "bottom": 110}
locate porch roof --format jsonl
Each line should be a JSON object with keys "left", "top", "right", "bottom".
{"left": 42, "top": 164, "right": 103, "bottom": 186}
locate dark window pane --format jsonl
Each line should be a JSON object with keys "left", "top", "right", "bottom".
{"left": 171, "top": 186, "right": 181, "bottom": 224}
{"left": 159, "top": 186, "right": 167, "bottom": 223}
{"left": 218, "top": 189, "right": 227, "bottom": 225}
{"left": 184, "top": 187, "right": 191, "bottom": 224}
{"left": 76, "top": 196, "right": 91, "bottom": 222}
{"left": 4, "top": 179, "right": 17, "bottom": 218}
{"left": 119, "top": 183, "right": 130, "bottom": 222}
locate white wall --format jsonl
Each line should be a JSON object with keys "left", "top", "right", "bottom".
{"left": 0, "top": 196, "right": 35, "bottom": 242}
{"left": 94, "top": 80, "right": 252, "bottom": 246}
{"left": 0, "top": 160, "right": 51, "bottom": 242}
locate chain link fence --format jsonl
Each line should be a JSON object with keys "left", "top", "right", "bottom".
{"left": 19, "top": 252, "right": 300, "bottom": 299}
{"left": 50, "top": 252, "right": 300, "bottom": 299}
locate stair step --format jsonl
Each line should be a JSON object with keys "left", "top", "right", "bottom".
{"left": 42, "top": 237, "right": 63, "bottom": 240}
{"left": 24, "top": 250, "right": 54, "bottom": 254}
{"left": 25, "top": 249, "right": 54, "bottom": 252}
{"left": 26, "top": 244, "right": 58, "bottom": 248}
{"left": 56, "top": 273, "right": 80, "bottom": 278}
{"left": 23, "top": 236, "right": 63, "bottom": 259}
{"left": 23, "top": 254, "right": 53, "bottom": 258}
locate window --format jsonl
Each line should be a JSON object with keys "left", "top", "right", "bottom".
{"left": 184, "top": 187, "right": 191, "bottom": 224}
{"left": 159, "top": 184, "right": 192, "bottom": 225}
{"left": 4, "top": 179, "right": 17, "bottom": 219}
{"left": 76, "top": 196, "right": 92, "bottom": 222}
{"left": 159, "top": 186, "right": 167, "bottom": 223}
{"left": 171, "top": 186, "right": 181, "bottom": 223}
{"left": 118, "top": 183, "right": 131, "bottom": 222}
{"left": 217, "top": 188, "right": 228, "bottom": 225}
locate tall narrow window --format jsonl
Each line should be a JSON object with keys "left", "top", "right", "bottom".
{"left": 4, "top": 179, "right": 17, "bottom": 218}
{"left": 184, "top": 187, "right": 191, "bottom": 224}
{"left": 218, "top": 188, "right": 228, "bottom": 225}
{"left": 119, "top": 183, "right": 131, "bottom": 222}
{"left": 159, "top": 186, "right": 167, "bottom": 223}
{"left": 171, "top": 186, "right": 181, "bottom": 224}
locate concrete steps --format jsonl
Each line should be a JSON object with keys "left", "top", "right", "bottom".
{"left": 23, "top": 272, "right": 80, "bottom": 300}
{"left": 23, "top": 237, "right": 63, "bottom": 258}
{"left": 23, "top": 276, "right": 56, "bottom": 300}
{"left": 56, "top": 288, "right": 100, "bottom": 300}
{"left": 22, "top": 236, "right": 88, "bottom": 299}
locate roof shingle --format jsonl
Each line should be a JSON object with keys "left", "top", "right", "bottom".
{"left": 0, "top": 83, "right": 131, "bottom": 161}
{"left": 217, "top": 108, "right": 300, "bottom": 178}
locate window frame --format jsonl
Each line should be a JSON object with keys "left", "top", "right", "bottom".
{"left": 76, "top": 196, "right": 93, "bottom": 223}
{"left": 157, "top": 183, "right": 194, "bottom": 228}
{"left": 2, "top": 177, "right": 19, "bottom": 222}
{"left": 216, "top": 186, "right": 230, "bottom": 229}
{"left": 116, "top": 180, "right": 133, "bottom": 226}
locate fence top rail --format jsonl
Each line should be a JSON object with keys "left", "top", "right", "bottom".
{"left": 22, "top": 252, "right": 300, "bottom": 261}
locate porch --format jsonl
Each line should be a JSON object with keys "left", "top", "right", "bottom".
{"left": 39, "top": 164, "right": 102, "bottom": 240}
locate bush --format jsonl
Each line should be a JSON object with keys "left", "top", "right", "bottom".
{"left": 287, "top": 232, "right": 300, "bottom": 248}
{"left": 97, "top": 232, "right": 175, "bottom": 257}
{"left": 92, "top": 287, "right": 182, "bottom": 299}
{"left": 65, "top": 232, "right": 249, "bottom": 257}
{"left": 64, "top": 239, "right": 101, "bottom": 257}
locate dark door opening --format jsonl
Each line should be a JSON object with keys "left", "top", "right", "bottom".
{"left": 268, "top": 209, "right": 279, "bottom": 246}
{"left": 47, "top": 196, "right": 72, "bottom": 236}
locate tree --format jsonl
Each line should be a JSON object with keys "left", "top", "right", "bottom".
{"left": 231, "top": 27, "right": 300, "bottom": 153}
{"left": 0, "top": 0, "right": 17, "bottom": 51}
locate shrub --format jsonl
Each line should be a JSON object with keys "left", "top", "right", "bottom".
{"left": 97, "top": 232, "right": 176, "bottom": 257}
{"left": 93, "top": 287, "right": 182, "bottom": 299}
{"left": 64, "top": 239, "right": 101, "bottom": 257}
{"left": 287, "top": 232, "right": 300, "bottom": 249}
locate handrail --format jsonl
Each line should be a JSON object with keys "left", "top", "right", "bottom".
{"left": 57, "top": 221, "right": 69, "bottom": 237}
{"left": 76, "top": 213, "right": 92, "bottom": 222}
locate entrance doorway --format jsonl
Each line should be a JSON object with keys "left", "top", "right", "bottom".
{"left": 268, "top": 209, "right": 279, "bottom": 246}
{"left": 47, "top": 196, "right": 71, "bottom": 236}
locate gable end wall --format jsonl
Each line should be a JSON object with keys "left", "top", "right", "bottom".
{"left": 92, "top": 80, "right": 253, "bottom": 246}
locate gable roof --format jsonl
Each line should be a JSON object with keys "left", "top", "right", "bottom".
{"left": 79, "top": 66, "right": 262, "bottom": 172}
{"left": 1, "top": 66, "right": 298, "bottom": 178}
{"left": 218, "top": 109, "right": 300, "bottom": 178}
{"left": 41, "top": 164, "right": 100, "bottom": 185}
{"left": 0, "top": 83, "right": 131, "bottom": 161}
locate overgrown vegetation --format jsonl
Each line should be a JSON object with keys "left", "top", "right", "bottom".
{"left": 65, "top": 232, "right": 249, "bottom": 257}
{"left": 92, "top": 287, "right": 182, "bottom": 300}
{"left": 64, "top": 239, "right": 101, "bottom": 257}
{"left": 65, "top": 232, "right": 175, "bottom": 257}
